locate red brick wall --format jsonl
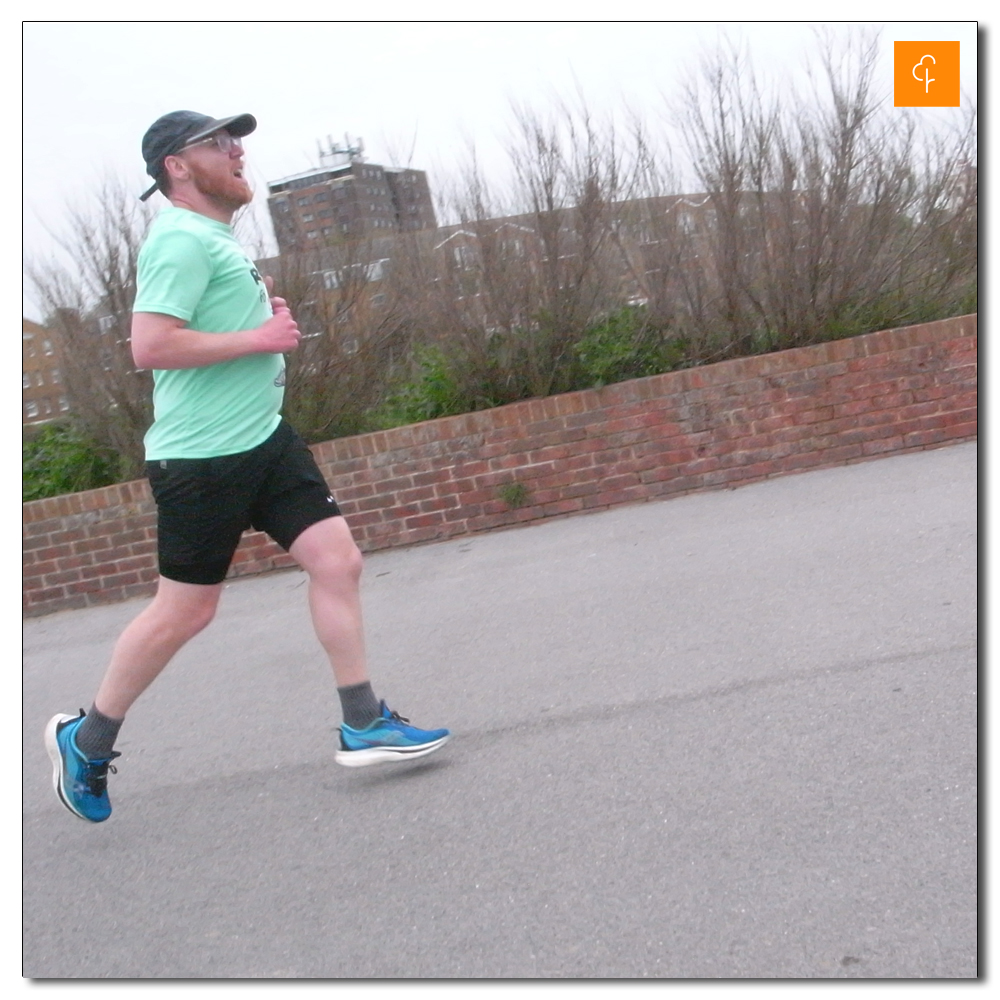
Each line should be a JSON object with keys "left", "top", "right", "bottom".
{"left": 23, "top": 314, "right": 978, "bottom": 617}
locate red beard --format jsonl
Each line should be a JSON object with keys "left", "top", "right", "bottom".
{"left": 189, "top": 158, "right": 253, "bottom": 212}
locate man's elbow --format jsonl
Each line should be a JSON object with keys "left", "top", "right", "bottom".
{"left": 131, "top": 313, "right": 182, "bottom": 369}
{"left": 131, "top": 341, "right": 156, "bottom": 370}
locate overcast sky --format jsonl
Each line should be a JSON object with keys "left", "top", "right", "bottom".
{"left": 22, "top": 17, "right": 979, "bottom": 320}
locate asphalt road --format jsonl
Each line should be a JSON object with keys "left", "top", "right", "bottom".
{"left": 22, "top": 442, "right": 978, "bottom": 979}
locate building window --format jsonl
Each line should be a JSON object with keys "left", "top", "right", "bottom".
{"left": 453, "top": 245, "right": 476, "bottom": 270}
{"left": 98, "top": 316, "right": 116, "bottom": 332}
{"left": 302, "top": 213, "right": 314, "bottom": 222}
{"left": 26, "top": 400, "right": 39, "bottom": 418}
{"left": 22, "top": 372, "right": 30, "bottom": 389}
{"left": 51, "top": 368, "right": 61, "bottom": 383}
{"left": 314, "top": 191, "right": 329, "bottom": 202}
{"left": 297, "top": 197, "right": 310, "bottom": 206}
{"left": 321, "top": 258, "right": 387, "bottom": 290}
{"left": 35, "top": 372, "right": 45, "bottom": 386}
{"left": 59, "top": 396, "right": 69, "bottom": 412}
{"left": 306, "top": 230, "right": 318, "bottom": 239}
{"left": 43, "top": 339, "right": 54, "bottom": 354}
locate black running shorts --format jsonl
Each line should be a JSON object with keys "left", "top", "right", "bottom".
{"left": 146, "top": 420, "right": 342, "bottom": 585}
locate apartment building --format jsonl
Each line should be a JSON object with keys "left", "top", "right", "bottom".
{"left": 22, "top": 318, "right": 69, "bottom": 425}
{"left": 267, "top": 137, "right": 436, "bottom": 253}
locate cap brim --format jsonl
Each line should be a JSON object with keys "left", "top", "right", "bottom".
{"left": 183, "top": 113, "right": 257, "bottom": 147}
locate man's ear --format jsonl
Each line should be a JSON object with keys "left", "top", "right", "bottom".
{"left": 163, "top": 153, "right": 191, "bottom": 184}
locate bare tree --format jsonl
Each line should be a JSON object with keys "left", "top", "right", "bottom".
{"left": 25, "top": 175, "right": 155, "bottom": 477}
{"left": 669, "top": 29, "right": 977, "bottom": 358}
{"left": 259, "top": 232, "right": 422, "bottom": 441}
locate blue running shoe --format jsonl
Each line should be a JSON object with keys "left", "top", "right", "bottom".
{"left": 44, "top": 710, "right": 120, "bottom": 823}
{"left": 335, "top": 701, "right": 450, "bottom": 767}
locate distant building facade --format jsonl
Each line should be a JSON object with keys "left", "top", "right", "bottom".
{"left": 254, "top": 191, "right": 726, "bottom": 341}
{"left": 267, "top": 136, "right": 437, "bottom": 254}
{"left": 23, "top": 318, "right": 69, "bottom": 425}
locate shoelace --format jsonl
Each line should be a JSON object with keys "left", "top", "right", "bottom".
{"left": 385, "top": 709, "right": 409, "bottom": 724}
{"left": 82, "top": 752, "right": 121, "bottom": 796}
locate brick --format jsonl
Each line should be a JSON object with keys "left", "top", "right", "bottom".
{"left": 22, "top": 533, "right": 57, "bottom": 551}
{"left": 940, "top": 422, "right": 977, "bottom": 441}
{"left": 403, "top": 511, "right": 444, "bottom": 531}
{"left": 585, "top": 485, "right": 652, "bottom": 509}
{"left": 396, "top": 486, "right": 438, "bottom": 506}
{"left": 48, "top": 528, "right": 86, "bottom": 545}
{"left": 417, "top": 496, "right": 460, "bottom": 514}
{"left": 540, "top": 498, "right": 586, "bottom": 516}
{"left": 43, "top": 569, "right": 83, "bottom": 587}
{"left": 452, "top": 488, "right": 494, "bottom": 506}
{"left": 24, "top": 558, "right": 60, "bottom": 578}
{"left": 861, "top": 436, "right": 906, "bottom": 456}
{"left": 821, "top": 443, "right": 867, "bottom": 464}
{"left": 72, "top": 537, "right": 113, "bottom": 555}
{"left": 638, "top": 465, "right": 688, "bottom": 486}
{"left": 33, "top": 545, "right": 73, "bottom": 564}
{"left": 871, "top": 390, "right": 914, "bottom": 410}
{"left": 30, "top": 586, "right": 70, "bottom": 604}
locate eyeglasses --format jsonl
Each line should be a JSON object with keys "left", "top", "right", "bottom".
{"left": 181, "top": 132, "right": 243, "bottom": 154}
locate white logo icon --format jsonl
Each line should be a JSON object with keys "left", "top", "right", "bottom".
{"left": 912, "top": 54, "right": 936, "bottom": 94}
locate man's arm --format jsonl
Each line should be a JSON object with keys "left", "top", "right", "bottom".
{"left": 131, "top": 293, "right": 301, "bottom": 371}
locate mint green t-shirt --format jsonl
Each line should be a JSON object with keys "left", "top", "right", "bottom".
{"left": 133, "top": 206, "right": 285, "bottom": 460}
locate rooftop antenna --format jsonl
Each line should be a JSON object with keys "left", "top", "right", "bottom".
{"left": 318, "top": 134, "right": 366, "bottom": 168}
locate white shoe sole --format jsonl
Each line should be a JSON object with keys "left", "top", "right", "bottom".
{"left": 45, "top": 713, "right": 85, "bottom": 819}
{"left": 335, "top": 734, "right": 450, "bottom": 767}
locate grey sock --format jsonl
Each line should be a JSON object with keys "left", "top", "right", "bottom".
{"left": 75, "top": 705, "right": 123, "bottom": 760}
{"left": 338, "top": 682, "right": 381, "bottom": 730}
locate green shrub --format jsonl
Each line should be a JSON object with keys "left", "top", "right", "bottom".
{"left": 575, "top": 307, "right": 688, "bottom": 387}
{"left": 373, "top": 347, "right": 469, "bottom": 427}
{"left": 23, "top": 423, "right": 122, "bottom": 502}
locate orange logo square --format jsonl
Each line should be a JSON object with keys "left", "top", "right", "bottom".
{"left": 894, "top": 41, "right": 960, "bottom": 107}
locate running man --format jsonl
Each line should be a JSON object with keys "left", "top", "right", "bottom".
{"left": 46, "top": 110, "right": 450, "bottom": 823}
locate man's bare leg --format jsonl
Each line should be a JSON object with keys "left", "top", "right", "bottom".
{"left": 288, "top": 516, "right": 368, "bottom": 688}
{"left": 93, "top": 577, "right": 224, "bottom": 718}
{"left": 46, "top": 576, "right": 225, "bottom": 821}
{"left": 288, "top": 515, "right": 450, "bottom": 765}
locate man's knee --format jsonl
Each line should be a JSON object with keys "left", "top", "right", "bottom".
{"left": 292, "top": 517, "right": 364, "bottom": 586}
{"left": 184, "top": 596, "right": 220, "bottom": 636}
{"left": 151, "top": 578, "right": 222, "bottom": 637}
{"left": 317, "top": 530, "right": 364, "bottom": 587}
